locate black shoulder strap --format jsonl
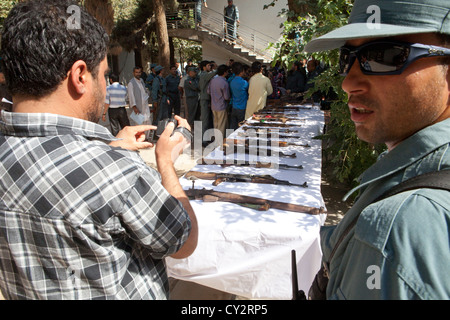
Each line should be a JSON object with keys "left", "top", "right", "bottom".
{"left": 375, "top": 169, "right": 450, "bottom": 201}
{"left": 328, "top": 170, "right": 450, "bottom": 265}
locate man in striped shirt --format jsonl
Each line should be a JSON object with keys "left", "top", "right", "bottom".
{"left": 103, "top": 74, "right": 130, "bottom": 136}
{"left": 0, "top": 0, "right": 197, "bottom": 300}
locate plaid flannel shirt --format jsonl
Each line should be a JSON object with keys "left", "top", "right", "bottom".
{"left": 0, "top": 111, "right": 191, "bottom": 300}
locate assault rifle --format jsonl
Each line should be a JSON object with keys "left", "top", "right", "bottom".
{"left": 184, "top": 188, "right": 325, "bottom": 215}
{"left": 241, "top": 126, "right": 300, "bottom": 134}
{"left": 226, "top": 138, "right": 311, "bottom": 148}
{"left": 221, "top": 143, "right": 297, "bottom": 158}
{"left": 185, "top": 171, "right": 308, "bottom": 188}
{"left": 243, "top": 121, "right": 300, "bottom": 128}
{"left": 197, "top": 158, "right": 304, "bottom": 171}
{"left": 251, "top": 115, "right": 306, "bottom": 123}
{"left": 238, "top": 131, "right": 300, "bottom": 140}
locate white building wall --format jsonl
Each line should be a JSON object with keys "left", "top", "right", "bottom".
{"left": 202, "top": 0, "right": 287, "bottom": 65}
{"left": 206, "top": 0, "right": 287, "bottom": 41}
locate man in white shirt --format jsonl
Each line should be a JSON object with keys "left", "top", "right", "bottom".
{"left": 127, "top": 67, "right": 151, "bottom": 126}
{"left": 245, "top": 62, "right": 273, "bottom": 119}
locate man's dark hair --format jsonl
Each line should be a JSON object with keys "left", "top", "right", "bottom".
{"left": 231, "top": 62, "right": 243, "bottom": 75}
{"left": 217, "top": 64, "right": 228, "bottom": 76}
{"left": 0, "top": 0, "right": 109, "bottom": 98}
{"left": 251, "top": 61, "right": 262, "bottom": 73}
{"left": 110, "top": 74, "right": 119, "bottom": 83}
{"left": 200, "top": 60, "right": 211, "bottom": 70}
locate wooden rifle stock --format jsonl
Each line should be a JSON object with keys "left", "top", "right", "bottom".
{"left": 185, "top": 188, "right": 325, "bottom": 215}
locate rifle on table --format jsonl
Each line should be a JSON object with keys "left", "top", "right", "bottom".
{"left": 251, "top": 116, "right": 305, "bottom": 124}
{"left": 243, "top": 121, "right": 300, "bottom": 128}
{"left": 197, "top": 158, "right": 304, "bottom": 171}
{"left": 238, "top": 131, "right": 301, "bottom": 140}
{"left": 185, "top": 171, "right": 308, "bottom": 188}
{"left": 184, "top": 188, "right": 325, "bottom": 215}
{"left": 226, "top": 138, "right": 311, "bottom": 148}
{"left": 241, "top": 126, "right": 300, "bottom": 134}
{"left": 222, "top": 143, "right": 297, "bottom": 158}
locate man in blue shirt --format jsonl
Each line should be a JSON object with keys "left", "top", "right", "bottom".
{"left": 229, "top": 62, "right": 248, "bottom": 130}
{"left": 103, "top": 74, "right": 130, "bottom": 136}
{"left": 305, "top": 0, "right": 450, "bottom": 299}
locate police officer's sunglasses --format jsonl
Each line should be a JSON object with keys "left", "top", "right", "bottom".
{"left": 339, "top": 40, "right": 450, "bottom": 76}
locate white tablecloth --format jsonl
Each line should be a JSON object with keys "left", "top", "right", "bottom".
{"left": 166, "top": 105, "right": 326, "bottom": 299}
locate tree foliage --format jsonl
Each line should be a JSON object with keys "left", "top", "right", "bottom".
{"left": 266, "top": 0, "right": 386, "bottom": 187}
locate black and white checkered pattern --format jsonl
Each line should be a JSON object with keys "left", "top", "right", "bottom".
{"left": 0, "top": 111, "right": 191, "bottom": 299}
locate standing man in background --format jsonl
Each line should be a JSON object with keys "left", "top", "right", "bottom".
{"left": 103, "top": 74, "right": 130, "bottom": 136}
{"left": 199, "top": 60, "right": 216, "bottom": 146}
{"left": 184, "top": 67, "right": 200, "bottom": 126}
{"left": 224, "top": 0, "right": 239, "bottom": 42}
{"left": 229, "top": 62, "right": 249, "bottom": 130}
{"left": 245, "top": 61, "right": 273, "bottom": 119}
{"left": 208, "top": 64, "right": 230, "bottom": 140}
{"left": 152, "top": 65, "right": 170, "bottom": 123}
{"left": 195, "top": 0, "right": 207, "bottom": 24}
{"left": 128, "top": 66, "right": 152, "bottom": 127}
{"left": 166, "top": 64, "right": 182, "bottom": 117}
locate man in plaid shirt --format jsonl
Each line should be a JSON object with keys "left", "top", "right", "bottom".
{"left": 0, "top": 0, "right": 197, "bottom": 299}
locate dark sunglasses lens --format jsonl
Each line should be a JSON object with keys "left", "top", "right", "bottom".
{"left": 359, "top": 43, "right": 410, "bottom": 73}
{"left": 339, "top": 47, "right": 352, "bottom": 75}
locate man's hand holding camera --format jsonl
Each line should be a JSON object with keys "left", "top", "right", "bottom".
{"left": 155, "top": 115, "right": 192, "bottom": 166}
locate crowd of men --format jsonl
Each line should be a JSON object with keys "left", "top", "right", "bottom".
{"left": 104, "top": 57, "right": 325, "bottom": 146}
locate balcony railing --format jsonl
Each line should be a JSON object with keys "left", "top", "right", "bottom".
{"left": 166, "top": 2, "right": 277, "bottom": 62}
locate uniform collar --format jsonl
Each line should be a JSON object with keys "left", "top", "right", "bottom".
{"left": 344, "top": 118, "right": 450, "bottom": 200}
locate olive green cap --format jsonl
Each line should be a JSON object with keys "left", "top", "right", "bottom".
{"left": 305, "top": 0, "right": 450, "bottom": 52}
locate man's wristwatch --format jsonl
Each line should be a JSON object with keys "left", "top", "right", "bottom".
{"left": 173, "top": 126, "right": 193, "bottom": 144}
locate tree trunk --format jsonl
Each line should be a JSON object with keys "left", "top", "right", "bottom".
{"left": 84, "top": 0, "right": 114, "bottom": 34}
{"left": 153, "top": 0, "right": 170, "bottom": 76}
{"left": 169, "top": 36, "right": 175, "bottom": 65}
{"left": 287, "top": 0, "right": 314, "bottom": 15}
